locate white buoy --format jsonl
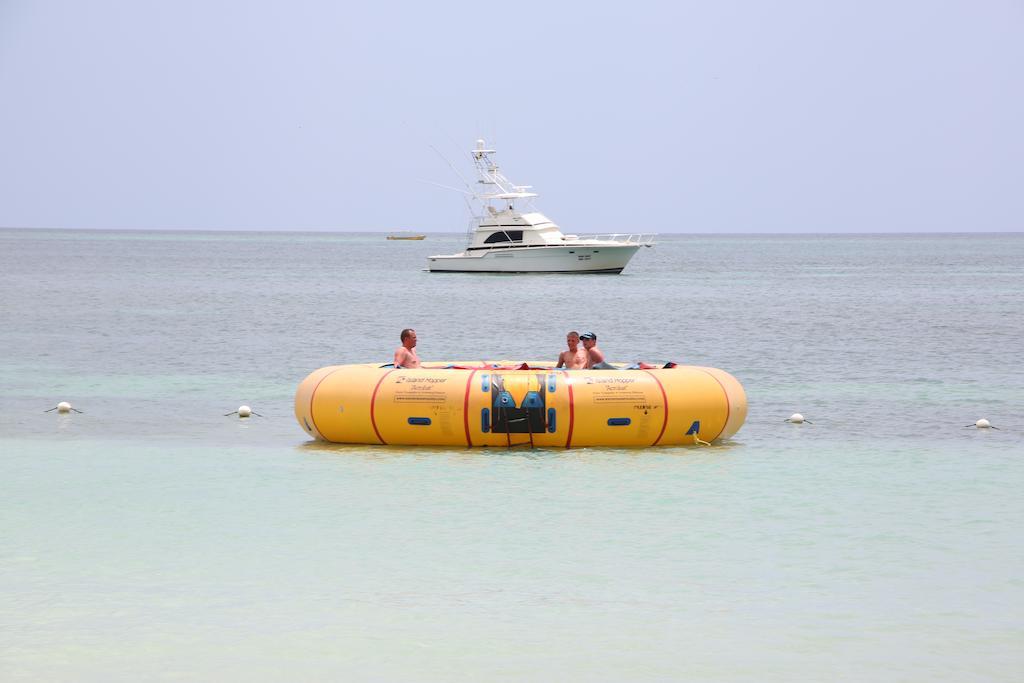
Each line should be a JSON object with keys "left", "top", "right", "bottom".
{"left": 224, "top": 405, "right": 262, "bottom": 418}
{"left": 46, "top": 401, "right": 81, "bottom": 413}
{"left": 963, "top": 418, "right": 999, "bottom": 429}
{"left": 785, "top": 413, "right": 805, "bottom": 424}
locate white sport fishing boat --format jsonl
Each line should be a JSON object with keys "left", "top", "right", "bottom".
{"left": 427, "top": 140, "right": 655, "bottom": 273}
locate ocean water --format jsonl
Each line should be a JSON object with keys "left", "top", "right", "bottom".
{"left": 1, "top": 228, "right": 1022, "bottom": 681}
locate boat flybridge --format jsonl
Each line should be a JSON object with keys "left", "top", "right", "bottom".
{"left": 427, "top": 140, "right": 655, "bottom": 273}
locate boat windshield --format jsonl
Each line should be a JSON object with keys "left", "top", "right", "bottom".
{"left": 483, "top": 231, "right": 524, "bottom": 244}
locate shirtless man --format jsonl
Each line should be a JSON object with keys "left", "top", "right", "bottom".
{"left": 393, "top": 328, "right": 421, "bottom": 368}
{"left": 555, "top": 330, "right": 588, "bottom": 369}
{"left": 579, "top": 331, "right": 606, "bottom": 369}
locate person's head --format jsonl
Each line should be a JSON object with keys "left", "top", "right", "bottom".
{"left": 566, "top": 331, "right": 579, "bottom": 348}
{"left": 401, "top": 328, "right": 417, "bottom": 347}
{"left": 579, "top": 331, "right": 597, "bottom": 348}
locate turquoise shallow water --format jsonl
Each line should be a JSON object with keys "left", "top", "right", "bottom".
{"left": 2, "top": 229, "right": 1023, "bottom": 680}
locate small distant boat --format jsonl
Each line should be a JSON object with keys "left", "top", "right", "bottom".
{"left": 386, "top": 232, "right": 426, "bottom": 240}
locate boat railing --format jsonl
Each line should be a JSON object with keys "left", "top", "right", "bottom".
{"left": 567, "top": 233, "right": 657, "bottom": 245}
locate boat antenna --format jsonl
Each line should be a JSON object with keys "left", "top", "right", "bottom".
{"left": 415, "top": 179, "right": 474, "bottom": 195}
{"left": 429, "top": 144, "right": 478, "bottom": 214}
{"left": 429, "top": 145, "right": 475, "bottom": 196}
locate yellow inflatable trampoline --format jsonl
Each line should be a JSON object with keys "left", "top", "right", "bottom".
{"left": 295, "top": 362, "right": 747, "bottom": 448}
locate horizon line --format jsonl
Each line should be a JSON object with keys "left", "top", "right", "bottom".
{"left": 2, "top": 226, "right": 1021, "bottom": 236}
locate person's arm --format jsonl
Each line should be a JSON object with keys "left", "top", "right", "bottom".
{"left": 589, "top": 348, "right": 605, "bottom": 367}
{"left": 394, "top": 348, "right": 407, "bottom": 367}
{"left": 555, "top": 352, "right": 565, "bottom": 368}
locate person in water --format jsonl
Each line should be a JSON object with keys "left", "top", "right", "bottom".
{"left": 394, "top": 328, "right": 421, "bottom": 368}
{"left": 579, "top": 331, "right": 609, "bottom": 369}
{"left": 555, "top": 330, "right": 588, "bottom": 369}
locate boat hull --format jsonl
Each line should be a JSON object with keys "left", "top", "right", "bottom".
{"left": 295, "top": 362, "right": 747, "bottom": 447}
{"left": 427, "top": 244, "right": 640, "bottom": 273}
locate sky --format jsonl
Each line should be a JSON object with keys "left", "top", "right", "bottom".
{"left": 0, "top": 0, "right": 1021, "bottom": 233}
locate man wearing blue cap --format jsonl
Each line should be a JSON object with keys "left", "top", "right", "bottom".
{"left": 579, "top": 332, "right": 606, "bottom": 369}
